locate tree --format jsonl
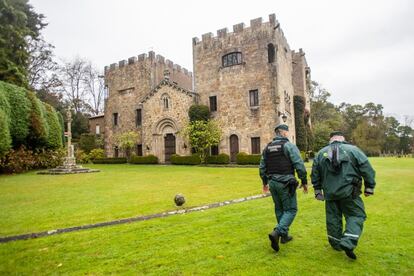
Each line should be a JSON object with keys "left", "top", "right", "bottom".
{"left": 352, "top": 120, "right": 383, "bottom": 156}
{"left": 26, "top": 91, "right": 48, "bottom": 149}
{"left": 398, "top": 126, "right": 413, "bottom": 154}
{"left": 83, "top": 63, "right": 104, "bottom": 115}
{"left": 0, "top": 0, "right": 46, "bottom": 87}
{"left": 43, "top": 102, "right": 63, "bottom": 149}
{"left": 294, "top": 96, "right": 307, "bottom": 151}
{"left": 0, "top": 109, "right": 12, "bottom": 156}
{"left": 188, "top": 105, "right": 210, "bottom": 122}
{"left": 183, "top": 120, "right": 221, "bottom": 163}
{"left": 312, "top": 123, "right": 332, "bottom": 152}
{"left": 115, "top": 131, "right": 139, "bottom": 159}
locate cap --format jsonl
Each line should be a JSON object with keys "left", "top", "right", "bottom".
{"left": 275, "top": 124, "right": 289, "bottom": 132}
{"left": 330, "top": 131, "right": 344, "bottom": 138}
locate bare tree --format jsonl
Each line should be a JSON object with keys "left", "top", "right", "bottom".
{"left": 58, "top": 57, "right": 90, "bottom": 113}
{"left": 83, "top": 63, "right": 104, "bottom": 115}
{"left": 27, "top": 37, "right": 61, "bottom": 91}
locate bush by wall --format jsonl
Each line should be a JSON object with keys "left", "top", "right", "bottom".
{"left": 170, "top": 154, "right": 201, "bottom": 165}
{"left": 75, "top": 149, "right": 90, "bottom": 164}
{"left": 206, "top": 153, "right": 230, "bottom": 164}
{"left": 236, "top": 152, "right": 261, "bottom": 165}
{"left": 92, "top": 157, "right": 127, "bottom": 164}
{"left": 129, "top": 155, "right": 159, "bottom": 164}
{"left": 88, "top": 149, "right": 105, "bottom": 160}
{"left": 294, "top": 95, "right": 307, "bottom": 151}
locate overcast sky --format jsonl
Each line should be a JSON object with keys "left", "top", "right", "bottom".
{"left": 30, "top": 0, "right": 414, "bottom": 121}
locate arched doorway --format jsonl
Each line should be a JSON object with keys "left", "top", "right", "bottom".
{"left": 230, "top": 134, "right": 239, "bottom": 162}
{"left": 164, "top": 133, "right": 176, "bottom": 162}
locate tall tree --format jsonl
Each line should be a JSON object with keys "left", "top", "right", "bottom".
{"left": 83, "top": 63, "right": 104, "bottom": 115}
{"left": 0, "top": 0, "right": 46, "bottom": 87}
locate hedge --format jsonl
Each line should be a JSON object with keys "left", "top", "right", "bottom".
{"left": 170, "top": 154, "right": 201, "bottom": 165}
{"left": 294, "top": 95, "right": 307, "bottom": 151}
{"left": 0, "top": 81, "right": 30, "bottom": 146}
{"left": 0, "top": 109, "right": 12, "bottom": 157}
{"left": 79, "top": 133, "right": 97, "bottom": 153}
{"left": 206, "top": 153, "right": 230, "bottom": 164}
{"left": 26, "top": 91, "right": 48, "bottom": 148}
{"left": 44, "top": 103, "right": 63, "bottom": 149}
{"left": 92, "top": 157, "right": 127, "bottom": 164}
{"left": 236, "top": 152, "right": 261, "bottom": 165}
{"left": 129, "top": 155, "right": 159, "bottom": 164}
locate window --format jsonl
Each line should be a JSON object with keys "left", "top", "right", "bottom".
{"left": 95, "top": 124, "right": 100, "bottom": 135}
{"left": 136, "top": 109, "right": 142, "bottom": 127}
{"left": 222, "top": 52, "right": 242, "bottom": 67}
{"left": 114, "top": 146, "right": 119, "bottom": 158}
{"left": 113, "top": 113, "right": 118, "bottom": 126}
{"left": 104, "top": 85, "right": 109, "bottom": 99}
{"left": 251, "top": 137, "right": 261, "bottom": 154}
{"left": 249, "top": 90, "right": 259, "bottom": 107}
{"left": 268, "top": 43, "right": 275, "bottom": 63}
{"left": 209, "top": 96, "right": 217, "bottom": 112}
{"left": 136, "top": 144, "right": 143, "bottom": 156}
{"left": 211, "top": 145, "right": 219, "bottom": 156}
{"left": 161, "top": 94, "right": 170, "bottom": 110}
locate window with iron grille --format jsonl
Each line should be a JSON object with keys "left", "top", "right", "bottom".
{"left": 222, "top": 52, "right": 242, "bottom": 67}
{"left": 249, "top": 90, "right": 259, "bottom": 107}
{"left": 209, "top": 96, "right": 217, "bottom": 112}
{"left": 114, "top": 146, "right": 119, "bottom": 158}
{"left": 251, "top": 137, "right": 261, "bottom": 154}
{"left": 136, "top": 109, "right": 142, "bottom": 127}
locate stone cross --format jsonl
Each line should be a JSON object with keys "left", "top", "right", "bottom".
{"left": 66, "top": 107, "right": 74, "bottom": 158}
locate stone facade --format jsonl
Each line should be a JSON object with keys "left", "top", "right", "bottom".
{"left": 103, "top": 13, "right": 311, "bottom": 162}
{"left": 88, "top": 114, "right": 105, "bottom": 135}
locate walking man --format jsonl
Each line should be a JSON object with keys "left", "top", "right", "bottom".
{"left": 311, "top": 131, "right": 376, "bottom": 260}
{"left": 259, "top": 124, "right": 308, "bottom": 252}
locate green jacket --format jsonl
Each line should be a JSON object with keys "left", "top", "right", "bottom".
{"left": 311, "top": 141, "right": 376, "bottom": 200}
{"left": 259, "top": 136, "right": 307, "bottom": 185}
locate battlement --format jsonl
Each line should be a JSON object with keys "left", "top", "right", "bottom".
{"left": 104, "top": 51, "right": 192, "bottom": 78}
{"left": 192, "top": 13, "right": 284, "bottom": 46}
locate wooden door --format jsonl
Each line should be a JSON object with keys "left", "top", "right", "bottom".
{"left": 164, "top": 134, "right": 176, "bottom": 163}
{"left": 230, "top": 134, "right": 239, "bottom": 162}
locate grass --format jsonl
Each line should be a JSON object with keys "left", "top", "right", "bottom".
{"left": 0, "top": 158, "right": 413, "bottom": 275}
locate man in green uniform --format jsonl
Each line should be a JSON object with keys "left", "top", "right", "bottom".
{"left": 311, "top": 131, "right": 376, "bottom": 260}
{"left": 259, "top": 124, "right": 308, "bottom": 252}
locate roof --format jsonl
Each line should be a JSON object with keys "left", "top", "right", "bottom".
{"left": 140, "top": 79, "right": 198, "bottom": 104}
{"left": 89, "top": 114, "right": 105, "bottom": 119}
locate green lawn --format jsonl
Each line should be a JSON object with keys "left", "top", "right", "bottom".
{"left": 0, "top": 158, "right": 413, "bottom": 275}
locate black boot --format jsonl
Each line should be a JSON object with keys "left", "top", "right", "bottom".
{"left": 281, "top": 235, "right": 293, "bottom": 244}
{"left": 340, "top": 245, "right": 357, "bottom": 260}
{"left": 268, "top": 231, "right": 280, "bottom": 252}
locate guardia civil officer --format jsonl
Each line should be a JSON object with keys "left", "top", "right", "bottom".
{"left": 311, "top": 131, "right": 376, "bottom": 260}
{"left": 259, "top": 124, "right": 308, "bottom": 252}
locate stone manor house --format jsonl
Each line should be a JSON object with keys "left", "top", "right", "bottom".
{"left": 97, "top": 14, "right": 311, "bottom": 163}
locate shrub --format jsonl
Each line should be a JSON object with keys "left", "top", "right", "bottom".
{"left": 0, "top": 147, "right": 65, "bottom": 174}
{"left": 79, "top": 133, "right": 97, "bottom": 153}
{"left": 44, "top": 103, "right": 63, "bottom": 149}
{"left": 0, "top": 81, "right": 30, "bottom": 146}
{"left": 129, "top": 155, "right": 158, "bottom": 164}
{"left": 0, "top": 109, "right": 12, "bottom": 157}
{"left": 75, "top": 149, "right": 90, "bottom": 164}
{"left": 92, "top": 157, "right": 127, "bottom": 164}
{"left": 170, "top": 154, "right": 201, "bottom": 165}
{"left": 294, "top": 95, "right": 307, "bottom": 151}
{"left": 89, "top": 148, "right": 105, "bottom": 160}
{"left": 206, "top": 153, "right": 230, "bottom": 164}
{"left": 236, "top": 152, "right": 261, "bottom": 165}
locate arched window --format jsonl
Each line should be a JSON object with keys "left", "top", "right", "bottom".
{"left": 161, "top": 94, "right": 170, "bottom": 110}
{"left": 222, "top": 52, "right": 242, "bottom": 67}
{"left": 268, "top": 43, "right": 275, "bottom": 63}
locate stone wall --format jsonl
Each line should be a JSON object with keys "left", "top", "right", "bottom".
{"left": 104, "top": 52, "right": 193, "bottom": 157}
{"left": 88, "top": 115, "right": 105, "bottom": 135}
{"left": 292, "top": 49, "right": 311, "bottom": 114}
{"left": 192, "top": 14, "right": 298, "bottom": 156}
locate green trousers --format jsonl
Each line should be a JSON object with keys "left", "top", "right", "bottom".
{"left": 269, "top": 180, "right": 298, "bottom": 236}
{"left": 325, "top": 196, "right": 366, "bottom": 251}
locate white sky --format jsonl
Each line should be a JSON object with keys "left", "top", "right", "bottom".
{"left": 30, "top": 0, "right": 414, "bottom": 120}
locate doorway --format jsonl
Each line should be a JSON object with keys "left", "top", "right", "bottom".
{"left": 164, "top": 133, "right": 176, "bottom": 163}
{"left": 230, "top": 134, "right": 239, "bottom": 162}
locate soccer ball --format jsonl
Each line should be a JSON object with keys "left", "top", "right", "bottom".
{"left": 174, "top": 194, "right": 185, "bottom": 206}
